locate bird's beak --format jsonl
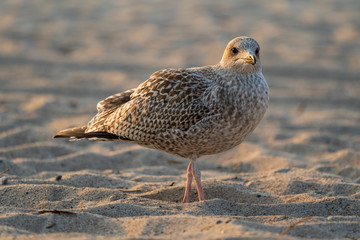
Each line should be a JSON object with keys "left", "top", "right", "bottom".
{"left": 241, "top": 54, "right": 256, "bottom": 65}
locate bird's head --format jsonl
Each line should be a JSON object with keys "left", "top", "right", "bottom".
{"left": 220, "top": 36, "right": 261, "bottom": 74}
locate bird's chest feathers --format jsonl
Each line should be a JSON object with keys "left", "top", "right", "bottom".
{"left": 209, "top": 76, "right": 269, "bottom": 124}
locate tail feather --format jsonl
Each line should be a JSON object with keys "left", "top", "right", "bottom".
{"left": 54, "top": 125, "right": 121, "bottom": 140}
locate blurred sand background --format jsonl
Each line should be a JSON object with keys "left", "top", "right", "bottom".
{"left": 0, "top": 0, "right": 360, "bottom": 239}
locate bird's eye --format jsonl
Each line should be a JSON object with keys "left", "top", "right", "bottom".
{"left": 231, "top": 47, "right": 238, "bottom": 54}
{"left": 255, "top": 48, "right": 259, "bottom": 56}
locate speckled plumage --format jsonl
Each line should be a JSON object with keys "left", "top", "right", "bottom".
{"left": 55, "top": 36, "right": 269, "bottom": 202}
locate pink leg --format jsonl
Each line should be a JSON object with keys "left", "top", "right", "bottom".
{"left": 182, "top": 161, "right": 193, "bottom": 203}
{"left": 191, "top": 161, "right": 205, "bottom": 201}
{"left": 182, "top": 160, "right": 205, "bottom": 203}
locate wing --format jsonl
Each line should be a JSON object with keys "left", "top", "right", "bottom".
{"left": 86, "top": 68, "right": 214, "bottom": 144}
{"left": 96, "top": 88, "right": 136, "bottom": 112}
{"left": 54, "top": 89, "right": 136, "bottom": 141}
{"left": 85, "top": 88, "right": 136, "bottom": 135}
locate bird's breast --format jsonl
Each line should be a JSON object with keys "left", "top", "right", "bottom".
{"left": 205, "top": 74, "right": 269, "bottom": 148}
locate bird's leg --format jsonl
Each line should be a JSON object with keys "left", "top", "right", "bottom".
{"left": 182, "top": 159, "right": 205, "bottom": 203}
{"left": 191, "top": 160, "right": 205, "bottom": 202}
{"left": 182, "top": 161, "right": 193, "bottom": 203}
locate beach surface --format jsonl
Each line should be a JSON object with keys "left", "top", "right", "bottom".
{"left": 0, "top": 0, "right": 360, "bottom": 239}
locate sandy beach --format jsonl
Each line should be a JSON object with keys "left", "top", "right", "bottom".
{"left": 0, "top": 0, "right": 360, "bottom": 239}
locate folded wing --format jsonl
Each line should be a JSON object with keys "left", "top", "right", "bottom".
{"left": 85, "top": 68, "right": 213, "bottom": 144}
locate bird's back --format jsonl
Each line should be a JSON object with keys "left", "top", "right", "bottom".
{"left": 85, "top": 67, "right": 214, "bottom": 146}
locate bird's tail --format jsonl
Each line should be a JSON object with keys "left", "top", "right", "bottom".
{"left": 53, "top": 125, "right": 120, "bottom": 140}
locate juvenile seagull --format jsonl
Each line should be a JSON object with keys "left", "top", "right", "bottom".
{"left": 54, "top": 36, "right": 269, "bottom": 203}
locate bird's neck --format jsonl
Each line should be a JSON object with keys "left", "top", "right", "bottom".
{"left": 211, "top": 65, "right": 264, "bottom": 89}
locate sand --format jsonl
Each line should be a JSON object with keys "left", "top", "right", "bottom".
{"left": 0, "top": 0, "right": 360, "bottom": 239}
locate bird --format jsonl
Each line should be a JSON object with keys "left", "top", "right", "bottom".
{"left": 54, "top": 36, "right": 269, "bottom": 203}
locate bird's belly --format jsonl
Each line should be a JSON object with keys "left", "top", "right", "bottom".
{"left": 198, "top": 111, "right": 265, "bottom": 155}
{"left": 150, "top": 102, "right": 267, "bottom": 159}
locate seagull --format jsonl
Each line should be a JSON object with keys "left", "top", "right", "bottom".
{"left": 54, "top": 36, "right": 269, "bottom": 203}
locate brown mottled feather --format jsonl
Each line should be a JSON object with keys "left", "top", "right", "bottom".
{"left": 53, "top": 125, "right": 125, "bottom": 140}
{"left": 96, "top": 88, "right": 135, "bottom": 112}
{"left": 86, "top": 68, "right": 212, "bottom": 145}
